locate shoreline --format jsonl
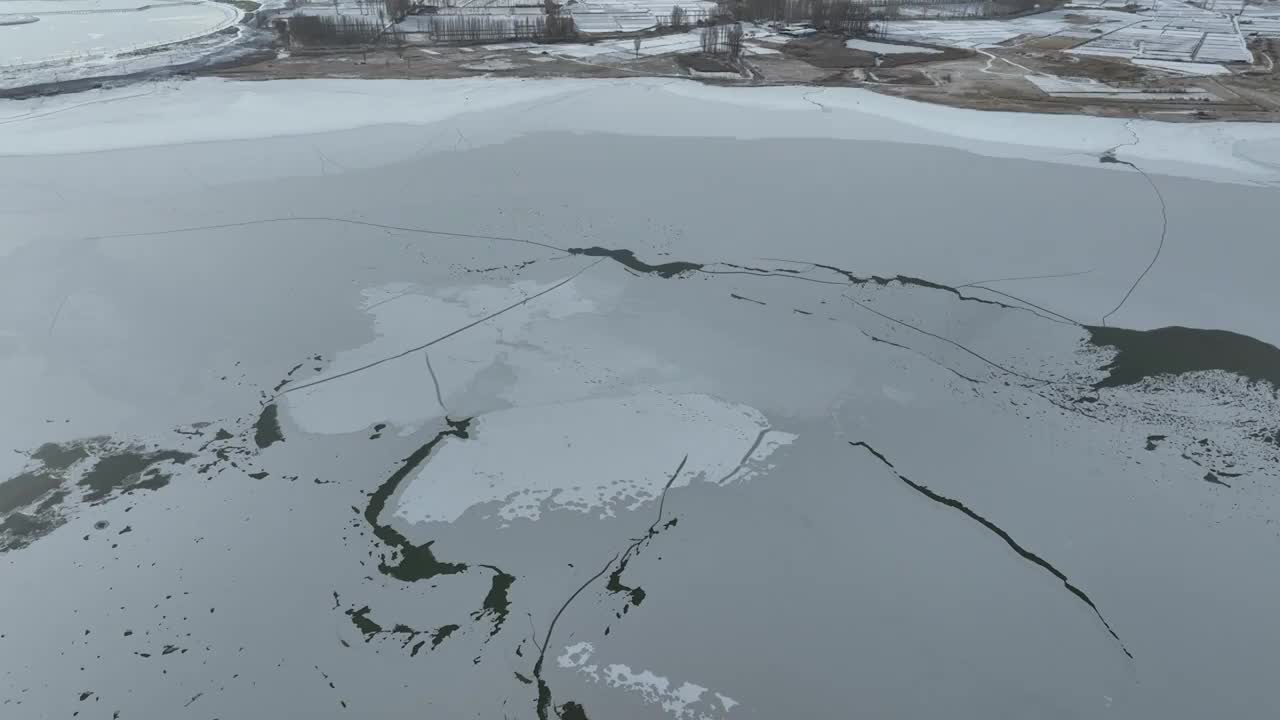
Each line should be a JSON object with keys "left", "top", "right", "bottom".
{"left": 4, "top": 75, "right": 1280, "bottom": 186}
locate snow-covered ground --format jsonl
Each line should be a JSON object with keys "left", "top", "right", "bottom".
{"left": 880, "top": 0, "right": 1280, "bottom": 69}
{"left": 3, "top": 78, "right": 1280, "bottom": 720}
{"left": 1027, "top": 73, "right": 1221, "bottom": 98}
{"left": 845, "top": 37, "right": 942, "bottom": 54}
{"left": 1133, "top": 57, "right": 1233, "bottom": 75}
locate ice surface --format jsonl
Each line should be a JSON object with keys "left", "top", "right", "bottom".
{"left": 5, "top": 77, "right": 1280, "bottom": 187}
{"left": 2, "top": 77, "right": 1280, "bottom": 720}
{"left": 393, "top": 392, "right": 788, "bottom": 525}
{"left": 0, "top": 0, "right": 239, "bottom": 68}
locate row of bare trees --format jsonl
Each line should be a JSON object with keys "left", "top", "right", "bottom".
{"left": 286, "top": 13, "right": 387, "bottom": 45}
{"left": 723, "top": 0, "right": 1037, "bottom": 26}
{"left": 699, "top": 22, "right": 745, "bottom": 58}
{"left": 285, "top": 0, "right": 575, "bottom": 46}
{"left": 427, "top": 14, "right": 575, "bottom": 42}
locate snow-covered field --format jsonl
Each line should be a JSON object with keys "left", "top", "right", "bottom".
{"left": 880, "top": 0, "right": 1280, "bottom": 68}
{"left": 3, "top": 78, "right": 1280, "bottom": 720}
{"left": 0, "top": 0, "right": 240, "bottom": 69}
{"left": 845, "top": 37, "right": 942, "bottom": 54}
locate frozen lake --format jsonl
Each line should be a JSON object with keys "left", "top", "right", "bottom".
{"left": 2, "top": 79, "right": 1280, "bottom": 719}
{"left": 0, "top": 0, "right": 238, "bottom": 67}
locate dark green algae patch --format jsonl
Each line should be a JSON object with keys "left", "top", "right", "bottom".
{"left": 350, "top": 417, "right": 518, "bottom": 648}
{"left": 1, "top": 437, "right": 194, "bottom": 552}
{"left": 253, "top": 403, "right": 284, "bottom": 449}
{"left": 1086, "top": 325, "right": 1280, "bottom": 390}
{"left": 362, "top": 418, "right": 472, "bottom": 582}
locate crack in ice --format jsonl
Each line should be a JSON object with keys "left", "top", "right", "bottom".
{"left": 850, "top": 441, "right": 1133, "bottom": 660}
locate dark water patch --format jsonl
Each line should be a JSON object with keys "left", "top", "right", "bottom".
{"left": 605, "top": 457, "right": 686, "bottom": 612}
{"left": 80, "top": 449, "right": 194, "bottom": 503}
{"left": 248, "top": 471, "right": 269, "bottom": 480}
{"left": 0, "top": 512, "right": 55, "bottom": 548}
{"left": 1086, "top": 325, "right": 1280, "bottom": 390}
{"left": 351, "top": 417, "right": 524, "bottom": 661}
{"left": 32, "top": 442, "right": 89, "bottom": 470}
{"left": 851, "top": 440, "right": 1133, "bottom": 660}
{"left": 794, "top": 308, "right": 813, "bottom": 315}
{"left": 343, "top": 603, "right": 461, "bottom": 656}
{"left": 380, "top": 541, "right": 466, "bottom": 583}
{"left": 1145, "top": 434, "right": 1167, "bottom": 451}
{"left": 347, "top": 606, "right": 383, "bottom": 638}
{"left": 253, "top": 403, "right": 284, "bottom": 449}
{"left": 3, "top": 436, "right": 198, "bottom": 553}
{"left": 605, "top": 570, "right": 646, "bottom": 608}
{"left": 472, "top": 567, "right": 515, "bottom": 636}
{"left": 729, "top": 293, "right": 766, "bottom": 306}
{"left": 431, "top": 624, "right": 459, "bottom": 650}
{"left": 1203, "top": 472, "right": 1231, "bottom": 488}
{"left": 364, "top": 418, "right": 471, "bottom": 581}
{"left": 2, "top": 439, "right": 104, "bottom": 516}
{"left": 36, "top": 489, "right": 67, "bottom": 513}
{"left": 534, "top": 553, "right": 619, "bottom": 720}
{"left": 559, "top": 701, "right": 591, "bottom": 720}
{"left": 0, "top": 470, "right": 63, "bottom": 514}
{"left": 532, "top": 459, "right": 687, "bottom": 719}
{"left": 272, "top": 362, "right": 307, "bottom": 392}
{"left": 93, "top": 520, "right": 109, "bottom": 530}
{"left": 566, "top": 247, "right": 702, "bottom": 278}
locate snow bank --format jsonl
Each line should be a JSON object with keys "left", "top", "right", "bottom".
{"left": 3, "top": 77, "right": 1280, "bottom": 184}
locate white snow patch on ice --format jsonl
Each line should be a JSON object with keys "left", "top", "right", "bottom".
{"left": 394, "top": 392, "right": 788, "bottom": 526}
{"left": 558, "top": 642, "right": 738, "bottom": 719}
{"left": 284, "top": 278, "right": 595, "bottom": 435}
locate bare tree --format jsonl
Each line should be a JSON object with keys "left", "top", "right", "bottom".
{"left": 386, "top": 0, "right": 410, "bottom": 21}
{"left": 726, "top": 22, "right": 743, "bottom": 59}
{"left": 670, "top": 4, "right": 687, "bottom": 29}
{"left": 700, "top": 23, "right": 719, "bottom": 53}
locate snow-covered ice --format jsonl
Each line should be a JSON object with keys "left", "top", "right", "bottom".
{"left": 393, "top": 392, "right": 792, "bottom": 525}
{"left": 0, "top": 0, "right": 240, "bottom": 68}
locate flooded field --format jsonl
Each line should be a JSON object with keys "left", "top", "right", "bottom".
{"left": 2, "top": 79, "right": 1280, "bottom": 719}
